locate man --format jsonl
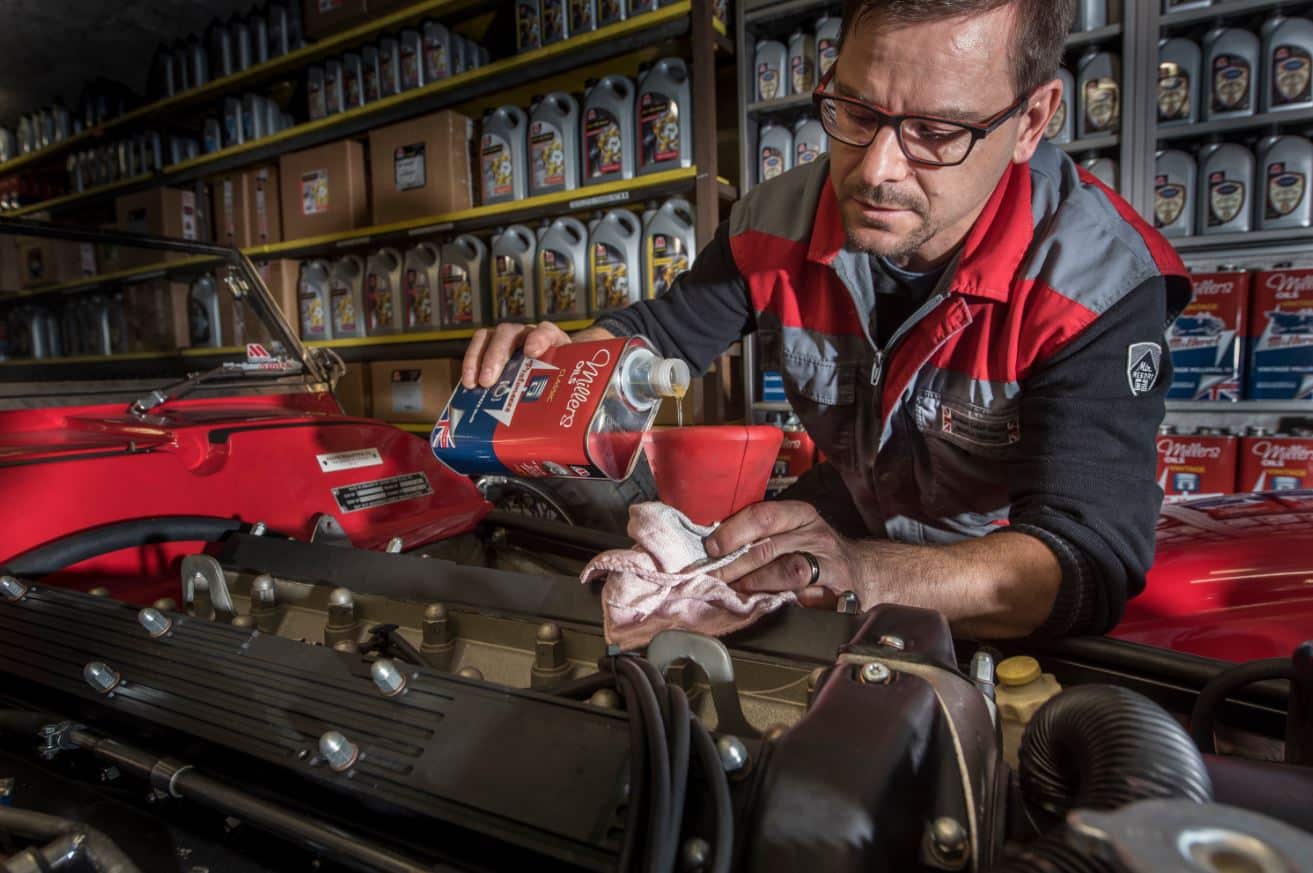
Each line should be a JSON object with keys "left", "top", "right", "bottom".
{"left": 463, "top": 0, "right": 1190, "bottom": 638}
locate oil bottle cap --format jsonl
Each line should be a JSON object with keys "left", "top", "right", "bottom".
{"left": 649, "top": 357, "right": 691, "bottom": 398}
{"left": 996, "top": 655, "right": 1041, "bottom": 687}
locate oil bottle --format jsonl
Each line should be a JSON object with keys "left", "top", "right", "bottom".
{"left": 306, "top": 67, "right": 326, "bottom": 121}
{"left": 423, "top": 21, "right": 452, "bottom": 82}
{"left": 758, "top": 122, "right": 793, "bottom": 184}
{"left": 247, "top": 9, "right": 268, "bottom": 66}
{"left": 1264, "top": 16, "right": 1313, "bottom": 112}
{"left": 529, "top": 92, "right": 580, "bottom": 195}
{"left": 542, "top": 0, "right": 569, "bottom": 45}
{"left": 329, "top": 255, "right": 366, "bottom": 338}
{"left": 298, "top": 260, "right": 333, "bottom": 341}
{"left": 1259, "top": 135, "right": 1313, "bottom": 230}
{"left": 1155, "top": 149, "right": 1196, "bottom": 238}
{"left": 516, "top": 0, "right": 541, "bottom": 53}
{"left": 230, "top": 14, "right": 253, "bottom": 73}
{"left": 481, "top": 105, "right": 529, "bottom": 204}
{"left": 1073, "top": 0, "right": 1107, "bottom": 31}
{"left": 754, "top": 39, "right": 788, "bottom": 101}
{"left": 1080, "top": 155, "right": 1118, "bottom": 190}
{"left": 324, "top": 59, "right": 344, "bottom": 115}
{"left": 788, "top": 29, "right": 815, "bottom": 95}
{"left": 1204, "top": 26, "right": 1259, "bottom": 119}
{"left": 538, "top": 216, "right": 589, "bottom": 319}
{"left": 644, "top": 197, "right": 695, "bottom": 298}
{"left": 378, "top": 36, "right": 402, "bottom": 98}
{"left": 343, "top": 52, "right": 364, "bottom": 110}
{"left": 400, "top": 29, "right": 424, "bottom": 91}
{"left": 590, "top": 209, "right": 643, "bottom": 314}
{"left": 1047, "top": 67, "right": 1074, "bottom": 143}
{"left": 492, "top": 225, "right": 538, "bottom": 322}
{"left": 188, "top": 274, "right": 235, "bottom": 347}
{"left": 597, "top": 0, "right": 625, "bottom": 27}
{"left": 403, "top": 242, "right": 442, "bottom": 329}
{"left": 1200, "top": 143, "right": 1255, "bottom": 235}
{"left": 793, "top": 116, "right": 827, "bottom": 166}
{"left": 1077, "top": 50, "right": 1121, "bottom": 137}
{"left": 208, "top": 19, "right": 234, "bottom": 80}
{"left": 571, "top": 0, "right": 597, "bottom": 34}
{"left": 439, "top": 234, "right": 488, "bottom": 329}
{"left": 268, "top": 2, "right": 291, "bottom": 57}
{"left": 362, "top": 45, "right": 382, "bottom": 103}
{"left": 583, "top": 75, "right": 636, "bottom": 185}
{"left": 365, "top": 248, "right": 405, "bottom": 335}
{"left": 637, "top": 58, "right": 691, "bottom": 175}
{"left": 815, "top": 15, "right": 841, "bottom": 79}
{"left": 1159, "top": 37, "right": 1201, "bottom": 125}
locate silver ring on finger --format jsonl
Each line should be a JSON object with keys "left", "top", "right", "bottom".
{"left": 796, "top": 551, "right": 821, "bottom": 586}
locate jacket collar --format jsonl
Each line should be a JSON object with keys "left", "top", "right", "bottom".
{"left": 808, "top": 159, "right": 1033, "bottom": 304}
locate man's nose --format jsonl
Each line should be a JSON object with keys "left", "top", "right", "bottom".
{"left": 855, "top": 123, "right": 912, "bottom": 188}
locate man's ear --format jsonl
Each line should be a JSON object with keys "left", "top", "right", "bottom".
{"left": 1013, "top": 78, "right": 1064, "bottom": 164}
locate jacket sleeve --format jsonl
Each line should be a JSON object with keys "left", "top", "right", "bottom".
{"left": 594, "top": 220, "right": 755, "bottom": 374}
{"left": 1006, "top": 275, "right": 1187, "bottom": 637}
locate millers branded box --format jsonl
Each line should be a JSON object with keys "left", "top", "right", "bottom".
{"left": 368, "top": 111, "right": 474, "bottom": 225}
{"left": 1155, "top": 433, "right": 1238, "bottom": 502}
{"left": 1247, "top": 267, "right": 1313, "bottom": 399}
{"left": 1168, "top": 271, "right": 1248, "bottom": 400}
{"left": 1238, "top": 434, "right": 1313, "bottom": 491}
{"left": 278, "top": 139, "right": 369, "bottom": 239}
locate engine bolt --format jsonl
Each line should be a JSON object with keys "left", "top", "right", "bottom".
{"left": 385, "top": 536, "right": 403, "bottom": 553}
{"left": 587, "top": 688, "right": 621, "bottom": 710}
{"left": 88, "top": 587, "right": 110, "bottom": 598}
{"left": 138, "top": 608, "right": 172, "bottom": 638}
{"left": 318, "top": 731, "right": 358, "bottom": 772}
{"left": 681, "top": 837, "right": 710, "bottom": 871}
{"left": 860, "top": 662, "right": 892, "bottom": 685}
{"left": 371, "top": 658, "right": 407, "bottom": 696}
{"left": 328, "top": 587, "right": 354, "bottom": 608}
{"left": 250, "top": 574, "right": 276, "bottom": 605}
{"left": 324, "top": 588, "right": 360, "bottom": 647}
{"left": 929, "top": 816, "right": 968, "bottom": 866}
{"left": 0, "top": 575, "right": 27, "bottom": 602}
{"left": 84, "top": 661, "right": 121, "bottom": 694}
{"left": 457, "top": 666, "right": 484, "bottom": 681}
{"left": 531, "top": 622, "right": 570, "bottom": 689}
{"left": 715, "top": 735, "right": 749, "bottom": 773}
{"left": 153, "top": 597, "right": 177, "bottom": 612}
{"left": 877, "top": 634, "right": 905, "bottom": 651}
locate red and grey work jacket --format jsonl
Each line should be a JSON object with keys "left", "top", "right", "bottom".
{"left": 598, "top": 142, "right": 1191, "bottom": 635}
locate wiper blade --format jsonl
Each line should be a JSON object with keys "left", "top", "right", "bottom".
{"left": 128, "top": 359, "right": 304, "bottom": 418}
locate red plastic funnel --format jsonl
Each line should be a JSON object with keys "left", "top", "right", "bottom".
{"left": 642, "top": 426, "right": 784, "bottom": 526}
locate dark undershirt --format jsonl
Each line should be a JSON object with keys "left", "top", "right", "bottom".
{"left": 873, "top": 256, "right": 947, "bottom": 350}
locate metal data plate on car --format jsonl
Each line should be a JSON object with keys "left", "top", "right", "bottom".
{"left": 332, "top": 472, "right": 432, "bottom": 513}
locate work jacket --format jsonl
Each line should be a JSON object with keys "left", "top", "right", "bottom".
{"left": 599, "top": 142, "right": 1191, "bottom": 635}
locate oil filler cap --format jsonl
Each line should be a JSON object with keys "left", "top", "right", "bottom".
{"left": 996, "top": 655, "right": 1041, "bottom": 687}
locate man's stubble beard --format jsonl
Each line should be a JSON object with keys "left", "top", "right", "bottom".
{"left": 842, "top": 183, "right": 938, "bottom": 261}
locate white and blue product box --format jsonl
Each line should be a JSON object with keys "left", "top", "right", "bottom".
{"left": 1248, "top": 267, "right": 1313, "bottom": 399}
{"left": 761, "top": 370, "right": 786, "bottom": 403}
{"left": 1167, "top": 271, "right": 1248, "bottom": 401}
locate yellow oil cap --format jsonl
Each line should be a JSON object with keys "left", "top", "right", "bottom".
{"left": 997, "top": 655, "right": 1041, "bottom": 687}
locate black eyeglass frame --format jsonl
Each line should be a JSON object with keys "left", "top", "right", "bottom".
{"left": 811, "top": 68, "right": 1033, "bottom": 168}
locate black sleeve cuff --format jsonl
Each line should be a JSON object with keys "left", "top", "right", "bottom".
{"left": 1007, "top": 523, "right": 1100, "bottom": 638}
{"left": 594, "top": 316, "right": 637, "bottom": 338}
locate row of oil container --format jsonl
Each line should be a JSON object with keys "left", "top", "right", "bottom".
{"left": 296, "top": 197, "right": 696, "bottom": 340}
{"left": 755, "top": 116, "right": 829, "bottom": 185}
{"left": 751, "top": 17, "right": 841, "bottom": 103}
{"left": 1155, "top": 136, "right": 1313, "bottom": 237}
{"left": 1157, "top": 427, "right": 1313, "bottom": 502}
{"left": 1047, "top": 52, "right": 1122, "bottom": 143}
{"left": 512, "top": 0, "right": 726, "bottom": 54}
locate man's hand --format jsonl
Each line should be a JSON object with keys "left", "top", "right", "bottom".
{"left": 705, "top": 502, "right": 864, "bottom": 609}
{"left": 461, "top": 322, "right": 615, "bottom": 389}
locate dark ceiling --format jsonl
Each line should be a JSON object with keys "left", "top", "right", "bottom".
{"left": 0, "top": 0, "right": 258, "bottom": 127}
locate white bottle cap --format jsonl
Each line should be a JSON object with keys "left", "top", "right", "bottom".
{"left": 648, "top": 357, "right": 691, "bottom": 398}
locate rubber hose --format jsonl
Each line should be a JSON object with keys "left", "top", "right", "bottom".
{"left": 1019, "top": 684, "right": 1212, "bottom": 829}
{"left": 2, "top": 516, "right": 247, "bottom": 578}
{"left": 661, "top": 685, "right": 691, "bottom": 873}
{"left": 1189, "top": 658, "right": 1294, "bottom": 755}
{"left": 988, "top": 827, "right": 1114, "bottom": 873}
{"left": 691, "top": 719, "right": 733, "bottom": 873}
{"left": 615, "top": 666, "right": 650, "bottom": 873}
{"left": 617, "top": 657, "right": 672, "bottom": 873}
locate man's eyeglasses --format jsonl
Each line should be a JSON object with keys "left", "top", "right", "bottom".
{"left": 811, "top": 69, "right": 1031, "bottom": 167}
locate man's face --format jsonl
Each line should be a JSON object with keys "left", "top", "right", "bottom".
{"left": 829, "top": 5, "right": 1034, "bottom": 267}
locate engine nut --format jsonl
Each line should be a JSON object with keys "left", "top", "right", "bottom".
{"left": 860, "top": 662, "right": 892, "bottom": 685}
{"left": 137, "top": 607, "right": 172, "bottom": 638}
{"left": 324, "top": 587, "right": 360, "bottom": 647}
{"left": 83, "top": 661, "right": 120, "bottom": 695}
{"left": 318, "top": 731, "right": 358, "bottom": 772}
{"left": 715, "top": 735, "right": 749, "bottom": 773}
{"left": 928, "top": 816, "right": 968, "bottom": 867}
{"left": 371, "top": 658, "right": 407, "bottom": 696}
{"left": 421, "top": 602, "right": 455, "bottom": 672}
{"left": 250, "top": 574, "right": 277, "bottom": 605}
{"left": 0, "top": 575, "right": 28, "bottom": 602}
{"left": 531, "top": 622, "right": 570, "bottom": 689}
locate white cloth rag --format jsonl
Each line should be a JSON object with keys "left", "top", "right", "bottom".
{"left": 581, "top": 502, "right": 797, "bottom": 651}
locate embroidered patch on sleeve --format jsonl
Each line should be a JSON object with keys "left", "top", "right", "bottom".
{"left": 1128, "top": 342, "right": 1162, "bottom": 396}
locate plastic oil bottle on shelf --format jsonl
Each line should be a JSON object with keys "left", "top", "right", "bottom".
{"left": 542, "top": 0, "right": 569, "bottom": 45}
{"left": 379, "top": 36, "right": 402, "bottom": 98}
{"left": 422, "top": 21, "right": 452, "bottom": 81}
{"left": 362, "top": 45, "right": 382, "bottom": 103}
{"left": 400, "top": 29, "right": 424, "bottom": 91}
{"left": 188, "top": 274, "right": 235, "bottom": 347}
{"left": 758, "top": 122, "right": 793, "bottom": 184}
{"left": 637, "top": 59, "right": 691, "bottom": 175}
{"left": 365, "top": 248, "right": 404, "bottom": 336}
{"left": 1076, "top": 50, "right": 1120, "bottom": 138}
{"left": 402, "top": 243, "right": 442, "bottom": 329}
{"left": 329, "top": 255, "right": 366, "bottom": 338}
{"left": 529, "top": 92, "right": 580, "bottom": 195}
{"left": 793, "top": 116, "right": 827, "bottom": 166}
{"left": 645, "top": 198, "right": 695, "bottom": 298}
{"left": 538, "top": 216, "right": 589, "bottom": 320}
{"left": 1200, "top": 143, "right": 1255, "bottom": 235}
{"left": 1264, "top": 16, "right": 1313, "bottom": 112}
{"left": 492, "top": 225, "right": 538, "bottom": 322}
{"left": 430, "top": 336, "right": 690, "bottom": 481}
{"left": 439, "top": 235, "right": 488, "bottom": 329}
{"left": 230, "top": 14, "right": 253, "bottom": 72}
{"left": 584, "top": 76, "right": 636, "bottom": 185}
{"left": 1155, "top": 149, "right": 1196, "bottom": 238}
{"left": 1259, "top": 135, "right": 1313, "bottom": 230}
{"left": 754, "top": 39, "right": 788, "bottom": 101}
{"left": 1080, "top": 155, "right": 1118, "bottom": 190}
{"left": 597, "top": 0, "right": 625, "bottom": 27}
{"left": 481, "top": 105, "right": 528, "bottom": 204}
{"left": 570, "top": 0, "right": 596, "bottom": 34}
{"left": 298, "top": 260, "right": 333, "bottom": 341}
{"left": 1204, "top": 27, "right": 1259, "bottom": 119}
{"left": 590, "top": 209, "right": 643, "bottom": 315}
{"left": 1073, "top": 0, "right": 1107, "bottom": 31}
{"left": 515, "top": 0, "right": 541, "bottom": 53}
{"left": 788, "top": 30, "right": 815, "bottom": 95}
{"left": 816, "top": 15, "right": 841, "bottom": 79}
{"left": 1158, "top": 37, "right": 1201, "bottom": 126}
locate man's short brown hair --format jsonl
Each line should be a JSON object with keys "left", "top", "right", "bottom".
{"left": 840, "top": 0, "right": 1077, "bottom": 97}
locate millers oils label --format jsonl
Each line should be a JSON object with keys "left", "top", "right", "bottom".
{"left": 1167, "top": 272, "right": 1248, "bottom": 400}
{"left": 1083, "top": 77, "right": 1120, "bottom": 132}
{"left": 1208, "top": 171, "right": 1247, "bottom": 226}
{"left": 366, "top": 273, "right": 394, "bottom": 332}
{"left": 1155, "top": 173, "right": 1188, "bottom": 228}
{"left": 757, "top": 63, "right": 781, "bottom": 101}
{"left": 1267, "top": 160, "right": 1307, "bottom": 219}
{"left": 639, "top": 92, "right": 680, "bottom": 168}
{"left": 1156, "top": 434, "right": 1239, "bottom": 503}
{"left": 790, "top": 53, "right": 814, "bottom": 95}
{"left": 494, "top": 254, "right": 529, "bottom": 319}
{"left": 515, "top": 0, "right": 541, "bottom": 51}
{"left": 331, "top": 281, "right": 359, "bottom": 333}
{"left": 481, "top": 133, "right": 515, "bottom": 199}
{"left": 404, "top": 267, "right": 433, "bottom": 327}
{"left": 585, "top": 108, "right": 624, "bottom": 177}
{"left": 541, "top": 0, "right": 566, "bottom": 42}
{"left": 592, "top": 242, "right": 631, "bottom": 311}
{"left": 540, "top": 249, "right": 579, "bottom": 315}
{"left": 300, "top": 281, "right": 329, "bottom": 340}
{"left": 431, "top": 337, "right": 649, "bottom": 479}
{"left": 1272, "top": 45, "right": 1312, "bottom": 106}
{"left": 1212, "top": 54, "right": 1251, "bottom": 111}
{"left": 1248, "top": 268, "right": 1313, "bottom": 399}
{"left": 1158, "top": 61, "right": 1191, "bottom": 121}
{"left": 817, "top": 37, "right": 838, "bottom": 79}
{"left": 439, "top": 263, "right": 474, "bottom": 325}
{"left": 530, "top": 121, "right": 566, "bottom": 189}
{"left": 1239, "top": 435, "right": 1313, "bottom": 491}
{"left": 647, "top": 233, "right": 690, "bottom": 298}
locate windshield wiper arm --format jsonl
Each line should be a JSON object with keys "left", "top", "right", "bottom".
{"left": 129, "top": 359, "right": 304, "bottom": 418}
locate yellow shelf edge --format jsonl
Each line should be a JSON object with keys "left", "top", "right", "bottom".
{"left": 15, "top": 254, "right": 224, "bottom": 297}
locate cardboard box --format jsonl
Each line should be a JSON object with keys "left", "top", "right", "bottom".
{"left": 336, "top": 362, "right": 372, "bottom": 417}
{"left": 0, "top": 238, "right": 21, "bottom": 291}
{"left": 1238, "top": 435, "right": 1313, "bottom": 491}
{"left": 1155, "top": 432, "right": 1238, "bottom": 503}
{"left": 256, "top": 259, "right": 301, "bottom": 339}
{"left": 302, "top": 0, "right": 368, "bottom": 39}
{"left": 370, "top": 358, "right": 458, "bottom": 423}
{"left": 114, "top": 187, "right": 200, "bottom": 267}
{"left": 123, "top": 280, "right": 189, "bottom": 352}
{"left": 1247, "top": 268, "right": 1313, "bottom": 399}
{"left": 213, "top": 166, "right": 284, "bottom": 249}
{"left": 279, "top": 140, "right": 369, "bottom": 240}
{"left": 15, "top": 237, "right": 97, "bottom": 288}
{"left": 368, "top": 111, "right": 474, "bottom": 225}
{"left": 1168, "top": 272, "right": 1248, "bottom": 401}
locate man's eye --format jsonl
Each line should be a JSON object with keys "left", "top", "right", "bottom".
{"left": 906, "top": 121, "right": 967, "bottom": 142}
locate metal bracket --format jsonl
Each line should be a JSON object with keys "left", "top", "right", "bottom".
{"left": 181, "top": 555, "right": 235, "bottom": 622}
{"left": 647, "top": 630, "right": 758, "bottom": 738}
{"left": 310, "top": 514, "right": 354, "bottom": 548}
